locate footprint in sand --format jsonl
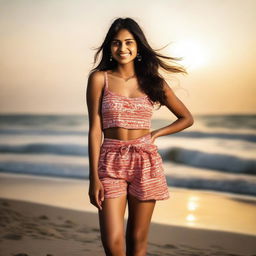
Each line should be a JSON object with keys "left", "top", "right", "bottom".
{"left": 3, "top": 233, "right": 22, "bottom": 240}
{"left": 2, "top": 201, "right": 10, "bottom": 207}
{"left": 38, "top": 214, "right": 49, "bottom": 220}
{"left": 61, "top": 219, "right": 77, "bottom": 228}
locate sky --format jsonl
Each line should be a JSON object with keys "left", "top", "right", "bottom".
{"left": 0, "top": 0, "right": 255, "bottom": 118}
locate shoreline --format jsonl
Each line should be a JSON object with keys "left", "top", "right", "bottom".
{"left": 1, "top": 172, "right": 256, "bottom": 236}
{"left": 1, "top": 197, "right": 256, "bottom": 256}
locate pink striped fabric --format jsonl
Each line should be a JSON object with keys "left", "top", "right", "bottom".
{"left": 98, "top": 133, "right": 170, "bottom": 201}
{"left": 101, "top": 71, "right": 154, "bottom": 130}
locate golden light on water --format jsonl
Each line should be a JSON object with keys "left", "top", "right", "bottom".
{"left": 186, "top": 213, "right": 196, "bottom": 222}
{"left": 186, "top": 195, "right": 200, "bottom": 226}
{"left": 171, "top": 39, "right": 210, "bottom": 70}
{"left": 188, "top": 200, "right": 198, "bottom": 211}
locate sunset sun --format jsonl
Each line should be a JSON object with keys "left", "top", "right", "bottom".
{"left": 170, "top": 39, "right": 209, "bottom": 70}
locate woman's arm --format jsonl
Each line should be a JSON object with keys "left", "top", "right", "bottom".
{"left": 151, "top": 80, "right": 194, "bottom": 140}
{"left": 86, "top": 70, "right": 105, "bottom": 210}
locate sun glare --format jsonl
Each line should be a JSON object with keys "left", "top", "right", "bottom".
{"left": 170, "top": 39, "right": 209, "bottom": 70}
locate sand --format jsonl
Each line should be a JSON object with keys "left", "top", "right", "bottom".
{"left": 0, "top": 173, "right": 256, "bottom": 256}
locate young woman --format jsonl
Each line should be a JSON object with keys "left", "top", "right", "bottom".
{"left": 86, "top": 17, "right": 194, "bottom": 256}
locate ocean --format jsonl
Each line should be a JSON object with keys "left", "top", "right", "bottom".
{"left": 0, "top": 114, "right": 255, "bottom": 197}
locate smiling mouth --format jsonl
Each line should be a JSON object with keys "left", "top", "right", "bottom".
{"left": 118, "top": 53, "right": 131, "bottom": 58}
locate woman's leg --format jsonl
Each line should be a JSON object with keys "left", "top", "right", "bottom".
{"left": 125, "top": 194, "right": 156, "bottom": 256}
{"left": 98, "top": 194, "right": 127, "bottom": 256}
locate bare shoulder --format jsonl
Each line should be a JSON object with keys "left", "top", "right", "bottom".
{"left": 86, "top": 71, "right": 106, "bottom": 104}
{"left": 87, "top": 70, "right": 105, "bottom": 89}
{"left": 162, "top": 79, "right": 176, "bottom": 97}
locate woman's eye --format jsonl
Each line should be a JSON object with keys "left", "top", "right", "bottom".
{"left": 111, "top": 41, "right": 119, "bottom": 46}
{"left": 111, "top": 41, "right": 134, "bottom": 46}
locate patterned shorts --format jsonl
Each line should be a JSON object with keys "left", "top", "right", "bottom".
{"left": 97, "top": 133, "right": 170, "bottom": 201}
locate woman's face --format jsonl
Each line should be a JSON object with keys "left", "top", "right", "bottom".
{"left": 110, "top": 29, "right": 138, "bottom": 65}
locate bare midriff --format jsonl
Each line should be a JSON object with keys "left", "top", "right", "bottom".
{"left": 103, "top": 127, "right": 150, "bottom": 141}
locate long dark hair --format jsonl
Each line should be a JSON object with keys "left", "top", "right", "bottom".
{"left": 89, "top": 17, "right": 187, "bottom": 107}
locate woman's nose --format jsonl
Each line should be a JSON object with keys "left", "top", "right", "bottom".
{"left": 120, "top": 42, "right": 127, "bottom": 51}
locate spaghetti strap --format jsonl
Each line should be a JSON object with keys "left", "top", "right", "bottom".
{"left": 104, "top": 71, "right": 108, "bottom": 90}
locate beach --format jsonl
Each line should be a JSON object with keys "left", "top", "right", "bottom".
{"left": 1, "top": 172, "right": 256, "bottom": 256}
{"left": 1, "top": 0, "right": 256, "bottom": 253}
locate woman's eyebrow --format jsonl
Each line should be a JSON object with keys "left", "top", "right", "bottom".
{"left": 112, "top": 38, "right": 135, "bottom": 41}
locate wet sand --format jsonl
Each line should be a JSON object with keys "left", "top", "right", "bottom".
{"left": 0, "top": 173, "right": 256, "bottom": 256}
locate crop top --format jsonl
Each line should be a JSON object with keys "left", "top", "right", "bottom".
{"left": 101, "top": 71, "right": 154, "bottom": 130}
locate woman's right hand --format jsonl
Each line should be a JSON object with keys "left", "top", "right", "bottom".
{"left": 88, "top": 177, "right": 105, "bottom": 211}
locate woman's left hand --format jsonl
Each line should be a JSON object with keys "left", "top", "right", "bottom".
{"left": 150, "top": 131, "right": 156, "bottom": 144}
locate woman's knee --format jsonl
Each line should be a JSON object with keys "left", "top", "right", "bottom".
{"left": 102, "top": 234, "right": 125, "bottom": 255}
{"left": 126, "top": 229, "right": 148, "bottom": 254}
